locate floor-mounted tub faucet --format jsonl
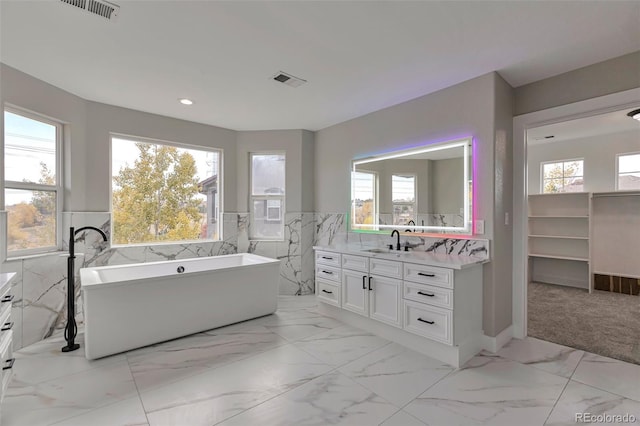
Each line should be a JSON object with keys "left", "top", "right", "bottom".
{"left": 62, "top": 226, "right": 108, "bottom": 353}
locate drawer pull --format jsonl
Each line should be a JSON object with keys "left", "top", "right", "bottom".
{"left": 3, "top": 358, "right": 14, "bottom": 370}
{"left": 417, "top": 291, "right": 435, "bottom": 297}
{"left": 1, "top": 322, "right": 13, "bottom": 331}
{"left": 321, "top": 289, "right": 333, "bottom": 294}
{"left": 0, "top": 295, "right": 14, "bottom": 303}
{"left": 362, "top": 275, "right": 366, "bottom": 290}
{"left": 321, "top": 256, "right": 333, "bottom": 260}
{"left": 368, "top": 276, "right": 373, "bottom": 291}
{"left": 321, "top": 270, "right": 333, "bottom": 275}
{"left": 417, "top": 272, "right": 435, "bottom": 278}
{"left": 417, "top": 318, "right": 435, "bottom": 325}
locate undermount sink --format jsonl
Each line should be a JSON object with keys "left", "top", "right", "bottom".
{"left": 363, "top": 248, "right": 393, "bottom": 253}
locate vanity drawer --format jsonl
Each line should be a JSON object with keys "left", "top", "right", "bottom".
{"left": 403, "top": 300, "right": 452, "bottom": 345}
{"left": 370, "top": 258, "right": 403, "bottom": 279}
{"left": 317, "top": 280, "right": 340, "bottom": 307}
{"left": 404, "top": 263, "right": 453, "bottom": 289}
{"left": 315, "top": 265, "right": 341, "bottom": 283}
{"left": 342, "top": 254, "right": 369, "bottom": 272}
{"left": 404, "top": 281, "right": 453, "bottom": 310}
{"left": 0, "top": 328, "right": 13, "bottom": 400}
{"left": 0, "top": 285, "right": 13, "bottom": 319}
{"left": 315, "top": 251, "right": 341, "bottom": 268}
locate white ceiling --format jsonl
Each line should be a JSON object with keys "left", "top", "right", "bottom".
{"left": 527, "top": 108, "right": 640, "bottom": 145}
{"left": 1, "top": 1, "right": 639, "bottom": 131}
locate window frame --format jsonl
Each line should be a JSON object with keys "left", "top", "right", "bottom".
{"left": 615, "top": 151, "right": 640, "bottom": 191}
{"left": 249, "top": 151, "right": 286, "bottom": 241}
{"left": 540, "top": 158, "right": 584, "bottom": 194}
{"left": 391, "top": 173, "right": 417, "bottom": 226}
{"left": 109, "top": 133, "right": 223, "bottom": 246}
{"left": 3, "top": 105, "right": 63, "bottom": 257}
{"left": 351, "top": 169, "right": 378, "bottom": 230}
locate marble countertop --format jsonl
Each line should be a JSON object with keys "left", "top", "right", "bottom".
{"left": 0, "top": 272, "right": 17, "bottom": 291}
{"left": 313, "top": 244, "right": 488, "bottom": 270}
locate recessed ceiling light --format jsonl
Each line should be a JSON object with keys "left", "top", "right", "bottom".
{"left": 179, "top": 98, "right": 194, "bottom": 105}
{"left": 627, "top": 108, "right": 640, "bottom": 121}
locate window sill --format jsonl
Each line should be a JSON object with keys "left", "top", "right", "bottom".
{"left": 5, "top": 251, "right": 79, "bottom": 262}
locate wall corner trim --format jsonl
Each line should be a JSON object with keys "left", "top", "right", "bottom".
{"left": 481, "top": 324, "right": 514, "bottom": 353}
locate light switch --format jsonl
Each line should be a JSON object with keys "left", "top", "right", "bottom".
{"left": 475, "top": 220, "right": 485, "bottom": 234}
{"left": 505, "top": 212, "right": 510, "bottom": 225}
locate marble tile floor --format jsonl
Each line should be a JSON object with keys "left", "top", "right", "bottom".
{"left": 3, "top": 296, "right": 640, "bottom": 426}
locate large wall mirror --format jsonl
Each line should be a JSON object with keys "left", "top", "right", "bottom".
{"left": 351, "top": 137, "right": 473, "bottom": 234}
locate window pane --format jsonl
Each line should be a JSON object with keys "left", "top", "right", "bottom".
{"left": 251, "top": 154, "right": 285, "bottom": 195}
{"left": 543, "top": 178, "right": 563, "bottom": 193}
{"left": 5, "top": 188, "right": 56, "bottom": 251}
{"left": 393, "top": 204, "right": 414, "bottom": 226}
{"left": 618, "top": 173, "right": 640, "bottom": 190}
{"left": 619, "top": 153, "right": 640, "bottom": 174}
{"left": 563, "top": 177, "right": 584, "bottom": 192}
{"left": 352, "top": 171, "right": 375, "bottom": 226}
{"left": 111, "top": 138, "right": 220, "bottom": 244}
{"left": 543, "top": 162, "right": 561, "bottom": 179}
{"left": 4, "top": 111, "right": 57, "bottom": 184}
{"left": 251, "top": 199, "right": 283, "bottom": 239}
{"left": 563, "top": 161, "right": 583, "bottom": 178}
{"left": 392, "top": 175, "right": 415, "bottom": 202}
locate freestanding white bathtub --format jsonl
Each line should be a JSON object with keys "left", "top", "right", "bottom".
{"left": 80, "top": 253, "right": 281, "bottom": 360}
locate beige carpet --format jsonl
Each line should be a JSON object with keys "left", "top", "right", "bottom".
{"left": 528, "top": 281, "right": 640, "bottom": 365}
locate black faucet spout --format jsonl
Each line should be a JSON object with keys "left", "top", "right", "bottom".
{"left": 391, "top": 229, "right": 401, "bottom": 251}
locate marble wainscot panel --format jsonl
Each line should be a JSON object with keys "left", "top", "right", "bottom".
{"left": 245, "top": 213, "right": 315, "bottom": 296}
{"left": 313, "top": 213, "right": 347, "bottom": 247}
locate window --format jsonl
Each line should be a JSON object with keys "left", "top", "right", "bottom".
{"left": 250, "top": 153, "right": 285, "bottom": 240}
{"left": 111, "top": 136, "right": 221, "bottom": 245}
{"left": 351, "top": 170, "right": 377, "bottom": 229}
{"left": 542, "top": 159, "right": 584, "bottom": 193}
{"left": 4, "top": 108, "right": 62, "bottom": 255}
{"left": 617, "top": 152, "right": 640, "bottom": 190}
{"left": 392, "top": 174, "right": 416, "bottom": 226}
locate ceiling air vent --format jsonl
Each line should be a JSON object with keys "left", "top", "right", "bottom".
{"left": 60, "top": 0, "right": 120, "bottom": 21}
{"left": 272, "top": 71, "right": 307, "bottom": 88}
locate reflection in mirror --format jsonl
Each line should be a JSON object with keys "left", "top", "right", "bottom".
{"left": 351, "top": 137, "right": 472, "bottom": 234}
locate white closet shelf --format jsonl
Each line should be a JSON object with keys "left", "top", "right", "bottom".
{"left": 529, "top": 253, "right": 589, "bottom": 262}
{"left": 528, "top": 235, "right": 589, "bottom": 240}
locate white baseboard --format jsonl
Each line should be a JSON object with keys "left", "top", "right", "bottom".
{"left": 481, "top": 325, "right": 513, "bottom": 353}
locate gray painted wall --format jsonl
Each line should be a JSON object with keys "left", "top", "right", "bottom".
{"left": 236, "top": 129, "right": 314, "bottom": 214}
{"left": 514, "top": 51, "right": 640, "bottom": 115}
{"left": 528, "top": 130, "right": 640, "bottom": 194}
{"left": 315, "top": 72, "right": 514, "bottom": 337}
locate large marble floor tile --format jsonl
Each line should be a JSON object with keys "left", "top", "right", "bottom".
{"left": 3, "top": 360, "right": 138, "bottom": 426}
{"left": 218, "top": 371, "right": 399, "bottom": 426}
{"left": 50, "top": 395, "right": 149, "bottom": 426}
{"left": 572, "top": 352, "right": 640, "bottom": 401}
{"left": 293, "top": 325, "right": 391, "bottom": 367}
{"left": 339, "top": 343, "right": 453, "bottom": 407}
{"left": 127, "top": 323, "right": 287, "bottom": 392}
{"left": 404, "top": 353, "right": 568, "bottom": 426}
{"left": 13, "top": 332, "right": 126, "bottom": 385}
{"left": 496, "top": 337, "right": 584, "bottom": 378}
{"left": 140, "top": 344, "right": 332, "bottom": 426}
{"left": 380, "top": 410, "right": 428, "bottom": 426}
{"left": 545, "top": 380, "right": 640, "bottom": 426}
{"left": 256, "top": 309, "right": 345, "bottom": 341}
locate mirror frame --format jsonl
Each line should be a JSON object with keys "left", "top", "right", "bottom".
{"left": 350, "top": 137, "right": 473, "bottom": 235}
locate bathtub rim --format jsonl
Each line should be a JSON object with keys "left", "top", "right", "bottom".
{"left": 80, "top": 253, "right": 281, "bottom": 290}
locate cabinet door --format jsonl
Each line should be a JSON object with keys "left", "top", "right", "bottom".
{"left": 369, "top": 275, "right": 402, "bottom": 328}
{"left": 342, "top": 269, "right": 368, "bottom": 316}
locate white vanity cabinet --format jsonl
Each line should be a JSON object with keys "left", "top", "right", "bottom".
{"left": 315, "top": 251, "right": 342, "bottom": 307}
{"left": 314, "top": 247, "right": 484, "bottom": 367}
{"left": 341, "top": 255, "right": 402, "bottom": 328}
{"left": 0, "top": 273, "right": 16, "bottom": 422}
